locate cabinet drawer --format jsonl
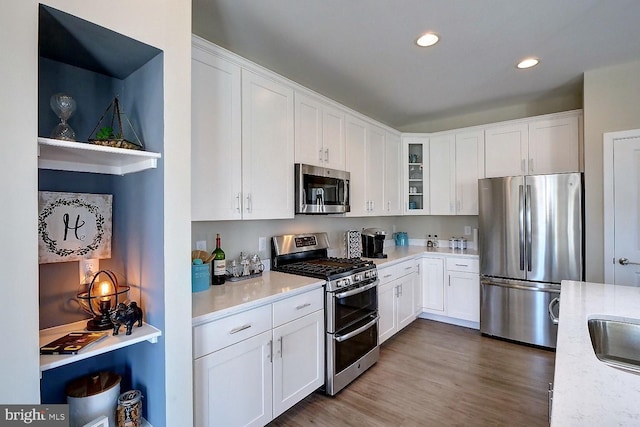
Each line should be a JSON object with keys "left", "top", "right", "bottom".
{"left": 273, "top": 287, "right": 324, "bottom": 327}
{"left": 194, "top": 304, "right": 272, "bottom": 358}
{"left": 446, "top": 257, "right": 479, "bottom": 273}
{"left": 396, "top": 260, "right": 417, "bottom": 277}
{"left": 378, "top": 264, "right": 399, "bottom": 284}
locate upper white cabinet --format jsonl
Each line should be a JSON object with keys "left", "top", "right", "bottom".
{"left": 241, "top": 69, "right": 295, "bottom": 220}
{"left": 484, "top": 112, "right": 580, "bottom": 178}
{"left": 294, "top": 92, "right": 346, "bottom": 170}
{"left": 384, "top": 131, "right": 403, "bottom": 215}
{"left": 428, "top": 133, "right": 455, "bottom": 215}
{"left": 191, "top": 40, "right": 295, "bottom": 221}
{"left": 191, "top": 48, "right": 242, "bottom": 220}
{"left": 403, "top": 136, "right": 430, "bottom": 214}
{"left": 346, "top": 115, "right": 385, "bottom": 216}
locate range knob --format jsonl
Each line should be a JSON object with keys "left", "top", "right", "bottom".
{"left": 354, "top": 273, "right": 364, "bottom": 282}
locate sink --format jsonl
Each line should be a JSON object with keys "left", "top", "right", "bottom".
{"left": 588, "top": 317, "right": 640, "bottom": 374}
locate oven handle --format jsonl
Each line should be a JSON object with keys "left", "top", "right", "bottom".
{"left": 334, "top": 315, "right": 379, "bottom": 343}
{"left": 333, "top": 280, "right": 379, "bottom": 299}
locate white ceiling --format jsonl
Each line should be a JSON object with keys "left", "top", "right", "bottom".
{"left": 192, "top": 0, "right": 640, "bottom": 129}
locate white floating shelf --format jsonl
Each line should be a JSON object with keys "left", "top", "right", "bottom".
{"left": 40, "top": 319, "right": 161, "bottom": 373}
{"left": 38, "top": 137, "right": 161, "bottom": 175}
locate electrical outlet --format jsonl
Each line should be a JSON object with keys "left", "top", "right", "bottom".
{"left": 196, "top": 240, "right": 207, "bottom": 251}
{"left": 79, "top": 258, "right": 99, "bottom": 284}
{"left": 259, "top": 237, "right": 267, "bottom": 252}
{"left": 464, "top": 226, "right": 472, "bottom": 236}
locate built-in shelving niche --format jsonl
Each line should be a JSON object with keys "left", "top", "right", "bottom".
{"left": 38, "top": 5, "right": 165, "bottom": 424}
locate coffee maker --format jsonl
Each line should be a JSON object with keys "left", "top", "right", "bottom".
{"left": 361, "top": 228, "right": 387, "bottom": 258}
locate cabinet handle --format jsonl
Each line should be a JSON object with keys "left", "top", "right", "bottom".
{"left": 454, "top": 263, "right": 468, "bottom": 267}
{"left": 399, "top": 284, "right": 403, "bottom": 297}
{"left": 448, "top": 276, "right": 451, "bottom": 286}
{"left": 319, "top": 149, "right": 323, "bottom": 162}
{"left": 295, "top": 302, "right": 311, "bottom": 310}
{"left": 371, "top": 200, "right": 375, "bottom": 211}
{"left": 267, "top": 340, "right": 272, "bottom": 362}
{"left": 404, "top": 266, "right": 413, "bottom": 271}
{"left": 383, "top": 274, "right": 393, "bottom": 279}
{"left": 229, "top": 324, "right": 251, "bottom": 334}
{"left": 387, "top": 201, "right": 390, "bottom": 211}
{"left": 529, "top": 158, "right": 534, "bottom": 173}
{"left": 325, "top": 148, "right": 329, "bottom": 162}
{"left": 235, "top": 193, "right": 241, "bottom": 213}
{"left": 276, "top": 337, "right": 283, "bottom": 358}
{"left": 246, "top": 194, "right": 252, "bottom": 213}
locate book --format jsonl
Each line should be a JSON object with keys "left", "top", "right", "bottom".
{"left": 40, "top": 331, "right": 108, "bottom": 355}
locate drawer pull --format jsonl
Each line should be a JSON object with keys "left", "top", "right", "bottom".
{"left": 295, "top": 303, "right": 311, "bottom": 310}
{"left": 404, "top": 266, "right": 413, "bottom": 270}
{"left": 455, "top": 264, "right": 468, "bottom": 267}
{"left": 383, "top": 274, "right": 393, "bottom": 279}
{"left": 229, "top": 324, "right": 252, "bottom": 334}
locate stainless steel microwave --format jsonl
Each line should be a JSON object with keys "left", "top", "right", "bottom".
{"left": 295, "top": 163, "right": 350, "bottom": 214}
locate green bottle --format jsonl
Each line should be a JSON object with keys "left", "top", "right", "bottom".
{"left": 211, "top": 233, "right": 226, "bottom": 285}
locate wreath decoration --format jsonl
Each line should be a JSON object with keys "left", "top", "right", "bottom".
{"left": 38, "top": 197, "right": 105, "bottom": 257}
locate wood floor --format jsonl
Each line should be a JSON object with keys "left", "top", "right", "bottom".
{"left": 268, "top": 319, "right": 555, "bottom": 427}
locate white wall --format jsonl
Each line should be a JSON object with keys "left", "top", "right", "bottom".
{"left": 400, "top": 92, "right": 582, "bottom": 133}
{"left": 0, "top": 1, "right": 40, "bottom": 403}
{"left": 0, "top": 2, "right": 192, "bottom": 425}
{"left": 583, "top": 59, "right": 640, "bottom": 282}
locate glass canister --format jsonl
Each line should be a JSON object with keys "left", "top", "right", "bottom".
{"left": 116, "top": 390, "right": 142, "bottom": 427}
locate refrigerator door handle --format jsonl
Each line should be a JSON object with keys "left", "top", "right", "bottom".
{"left": 526, "top": 184, "right": 533, "bottom": 272}
{"left": 519, "top": 184, "right": 525, "bottom": 271}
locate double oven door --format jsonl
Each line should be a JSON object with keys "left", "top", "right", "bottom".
{"left": 325, "top": 277, "right": 379, "bottom": 395}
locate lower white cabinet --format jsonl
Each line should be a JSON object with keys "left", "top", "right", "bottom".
{"left": 421, "top": 255, "right": 480, "bottom": 326}
{"left": 193, "top": 288, "right": 324, "bottom": 427}
{"left": 378, "top": 260, "right": 419, "bottom": 344}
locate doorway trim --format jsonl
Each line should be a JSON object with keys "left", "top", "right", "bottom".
{"left": 603, "top": 128, "right": 640, "bottom": 283}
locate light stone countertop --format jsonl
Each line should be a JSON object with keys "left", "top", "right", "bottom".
{"left": 192, "top": 245, "right": 479, "bottom": 326}
{"left": 192, "top": 271, "right": 324, "bottom": 326}
{"left": 552, "top": 280, "right": 640, "bottom": 426}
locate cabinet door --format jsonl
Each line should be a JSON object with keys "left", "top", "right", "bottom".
{"left": 455, "top": 130, "right": 484, "bottom": 215}
{"left": 242, "top": 70, "right": 295, "bottom": 219}
{"left": 272, "top": 310, "right": 324, "bottom": 418}
{"left": 366, "top": 124, "right": 386, "bottom": 214}
{"left": 429, "top": 134, "right": 455, "bottom": 215}
{"left": 447, "top": 271, "right": 480, "bottom": 322}
{"left": 322, "top": 104, "right": 346, "bottom": 170}
{"left": 484, "top": 123, "right": 529, "bottom": 178}
{"left": 422, "top": 257, "right": 445, "bottom": 313}
{"left": 378, "top": 280, "right": 398, "bottom": 344}
{"left": 384, "top": 132, "right": 403, "bottom": 215}
{"left": 404, "top": 136, "right": 430, "bottom": 214}
{"left": 191, "top": 49, "right": 242, "bottom": 220}
{"left": 294, "top": 92, "right": 324, "bottom": 167}
{"left": 414, "top": 263, "right": 422, "bottom": 316}
{"left": 397, "top": 273, "right": 417, "bottom": 331}
{"left": 528, "top": 116, "right": 579, "bottom": 175}
{"left": 193, "top": 331, "right": 273, "bottom": 427}
{"left": 346, "top": 115, "right": 368, "bottom": 216}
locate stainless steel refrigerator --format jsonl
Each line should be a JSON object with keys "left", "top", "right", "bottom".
{"left": 478, "top": 173, "right": 583, "bottom": 348}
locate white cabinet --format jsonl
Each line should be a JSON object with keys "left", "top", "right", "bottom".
{"left": 484, "top": 113, "right": 580, "bottom": 178}
{"left": 191, "top": 48, "right": 242, "bottom": 220}
{"left": 421, "top": 257, "right": 445, "bottom": 313}
{"left": 445, "top": 257, "right": 480, "bottom": 323}
{"left": 403, "top": 135, "right": 430, "bottom": 214}
{"left": 420, "top": 255, "right": 480, "bottom": 327}
{"left": 429, "top": 130, "right": 484, "bottom": 215}
{"left": 383, "top": 131, "right": 403, "bottom": 215}
{"left": 346, "top": 115, "right": 385, "bottom": 216}
{"left": 294, "top": 92, "right": 346, "bottom": 170}
{"left": 193, "top": 288, "right": 324, "bottom": 427}
{"left": 377, "top": 260, "right": 419, "bottom": 344}
{"left": 194, "top": 331, "right": 273, "bottom": 427}
{"left": 191, "top": 42, "right": 295, "bottom": 221}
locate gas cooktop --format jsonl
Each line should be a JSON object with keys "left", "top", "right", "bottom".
{"left": 274, "top": 257, "right": 375, "bottom": 279}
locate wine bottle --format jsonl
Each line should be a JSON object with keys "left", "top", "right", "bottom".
{"left": 211, "top": 233, "right": 226, "bottom": 285}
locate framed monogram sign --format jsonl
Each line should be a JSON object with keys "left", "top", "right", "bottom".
{"left": 38, "top": 191, "right": 112, "bottom": 264}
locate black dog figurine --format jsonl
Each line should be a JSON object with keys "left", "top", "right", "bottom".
{"left": 110, "top": 302, "right": 143, "bottom": 335}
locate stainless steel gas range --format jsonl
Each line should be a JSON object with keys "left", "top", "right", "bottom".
{"left": 272, "top": 232, "right": 380, "bottom": 395}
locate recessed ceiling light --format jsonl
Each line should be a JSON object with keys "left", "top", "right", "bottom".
{"left": 517, "top": 58, "right": 539, "bottom": 69}
{"left": 416, "top": 32, "right": 439, "bottom": 47}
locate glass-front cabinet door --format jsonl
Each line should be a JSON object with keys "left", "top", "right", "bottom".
{"left": 403, "top": 135, "right": 429, "bottom": 214}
